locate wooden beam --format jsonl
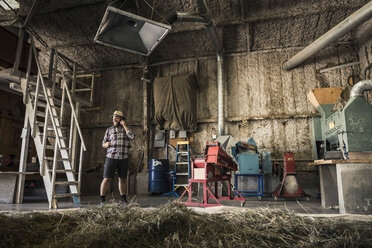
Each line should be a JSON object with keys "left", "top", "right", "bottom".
{"left": 23, "top": 0, "right": 38, "bottom": 28}
{"left": 15, "top": 111, "right": 31, "bottom": 204}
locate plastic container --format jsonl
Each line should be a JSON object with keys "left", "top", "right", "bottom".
{"left": 148, "top": 159, "right": 169, "bottom": 194}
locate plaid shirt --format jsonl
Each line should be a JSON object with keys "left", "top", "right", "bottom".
{"left": 102, "top": 125, "right": 135, "bottom": 159}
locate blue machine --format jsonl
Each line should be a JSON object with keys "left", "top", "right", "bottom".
{"left": 232, "top": 138, "right": 272, "bottom": 199}
{"left": 231, "top": 138, "right": 272, "bottom": 174}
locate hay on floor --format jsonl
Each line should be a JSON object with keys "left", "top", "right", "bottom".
{"left": 0, "top": 202, "right": 371, "bottom": 247}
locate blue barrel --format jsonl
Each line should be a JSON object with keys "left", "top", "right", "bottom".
{"left": 148, "top": 159, "right": 169, "bottom": 194}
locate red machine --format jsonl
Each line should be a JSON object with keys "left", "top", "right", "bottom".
{"left": 272, "top": 152, "right": 310, "bottom": 200}
{"left": 179, "top": 142, "right": 246, "bottom": 207}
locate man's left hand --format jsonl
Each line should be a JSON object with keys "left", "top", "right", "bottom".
{"left": 120, "top": 119, "right": 126, "bottom": 127}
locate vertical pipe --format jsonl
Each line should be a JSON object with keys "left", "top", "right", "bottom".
{"left": 217, "top": 52, "right": 224, "bottom": 136}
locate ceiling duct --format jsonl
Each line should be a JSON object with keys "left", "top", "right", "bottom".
{"left": 94, "top": 6, "right": 171, "bottom": 56}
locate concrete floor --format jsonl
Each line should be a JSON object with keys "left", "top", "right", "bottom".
{"left": 0, "top": 194, "right": 340, "bottom": 215}
{"left": 2, "top": 194, "right": 372, "bottom": 221}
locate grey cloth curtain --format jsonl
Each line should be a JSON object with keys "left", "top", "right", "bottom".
{"left": 153, "top": 74, "right": 197, "bottom": 131}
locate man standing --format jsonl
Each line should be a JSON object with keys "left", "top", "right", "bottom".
{"left": 100, "top": 110, "right": 135, "bottom": 206}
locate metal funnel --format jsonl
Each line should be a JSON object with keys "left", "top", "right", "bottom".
{"left": 308, "top": 87, "right": 343, "bottom": 117}
{"left": 94, "top": 6, "right": 171, "bottom": 56}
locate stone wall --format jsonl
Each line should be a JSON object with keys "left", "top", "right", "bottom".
{"left": 80, "top": 2, "right": 370, "bottom": 195}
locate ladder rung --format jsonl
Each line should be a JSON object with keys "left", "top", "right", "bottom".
{"left": 54, "top": 181, "right": 78, "bottom": 186}
{"left": 177, "top": 141, "right": 189, "bottom": 145}
{"left": 176, "top": 162, "right": 189, "bottom": 165}
{"left": 55, "top": 169, "right": 74, "bottom": 173}
{"left": 35, "top": 101, "right": 47, "bottom": 108}
{"left": 53, "top": 193, "right": 80, "bottom": 198}
{"left": 44, "top": 145, "right": 69, "bottom": 150}
{"left": 36, "top": 111, "right": 45, "bottom": 117}
{"left": 176, "top": 173, "right": 189, "bottom": 176}
{"left": 30, "top": 91, "right": 47, "bottom": 96}
{"left": 177, "top": 152, "right": 188, "bottom": 154}
{"left": 44, "top": 157, "right": 70, "bottom": 162}
{"left": 40, "top": 134, "right": 67, "bottom": 140}
{"left": 174, "top": 184, "right": 189, "bottom": 187}
{"left": 37, "top": 123, "right": 67, "bottom": 131}
{"left": 74, "top": 88, "right": 92, "bottom": 92}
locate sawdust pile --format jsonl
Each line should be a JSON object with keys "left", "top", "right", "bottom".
{"left": 0, "top": 203, "right": 371, "bottom": 247}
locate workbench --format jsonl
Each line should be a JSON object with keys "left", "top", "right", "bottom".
{"left": 310, "top": 159, "right": 372, "bottom": 214}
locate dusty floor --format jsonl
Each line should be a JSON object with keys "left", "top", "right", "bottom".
{"left": 1, "top": 194, "right": 372, "bottom": 222}
{"left": 0, "top": 193, "right": 364, "bottom": 218}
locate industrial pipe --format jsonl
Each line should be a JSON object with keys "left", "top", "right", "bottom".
{"left": 169, "top": 0, "right": 225, "bottom": 134}
{"left": 283, "top": 1, "right": 372, "bottom": 71}
{"left": 195, "top": 0, "right": 225, "bottom": 135}
{"left": 350, "top": 80, "right": 372, "bottom": 97}
{"left": 167, "top": 12, "right": 207, "bottom": 24}
{"left": 196, "top": 0, "right": 223, "bottom": 52}
{"left": 217, "top": 52, "right": 224, "bottom": 135}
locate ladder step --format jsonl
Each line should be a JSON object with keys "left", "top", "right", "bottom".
{"left": 44, "top": 145, "right": 69, "bottom": 150}
{"left": 35, "top": 101, "right": 47, "bottom": 108}
{"left": 45, "top": 145, "right": 54, "bottom": 149}
{"left": 53, "top": 193, "right": 80, "bottom": 198}
{"left": 177, "top": 152, "right": 188, "bottom": 154}
{"left": 55, "top": 169, "right": 74, "bottom": 173}
{"left": 40, "top": 134, "right": 67, "bottom": 140}
{"left": 174, "top": 184, "right": 189, "bottom": 187}
{"left": 54, "top": 181, "right": 78, "bottom": 186}
{"left": 176, "top": 162, "right": 189, "bottom": 165}
{"left": 30, "top": 91, "right": 47, "bottom": 97}
{"left": 36, "top": 112, "right": 60, "bottom": 119}
{"left": 176, "top": 172, "right": 189, "bottom": 176}
{"left": 37, "top": 122, "right": 67, "bottom": 130}
{"left": 36, "top": 111, "right": 46, "bottom": 117}
{"left": 44, "top": 157, "right": 70, "bottom": 162}
{"left": 177, "top": 141, "right": 190, "bottom": 145}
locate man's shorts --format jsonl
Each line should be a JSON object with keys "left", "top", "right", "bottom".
{"left": 103, "top": 157, "right": 128, "bottom": 178}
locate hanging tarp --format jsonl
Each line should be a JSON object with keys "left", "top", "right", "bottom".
{"left": 153, "top": 74, "right": 197, "bottom": 131}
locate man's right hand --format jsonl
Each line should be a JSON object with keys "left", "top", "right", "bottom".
{"left": 102, "top": 142, "right": 110, "bottom": 148}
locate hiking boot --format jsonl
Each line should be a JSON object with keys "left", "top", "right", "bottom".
{"left": 120, "top": 199, "right": 128, "bottom": 206}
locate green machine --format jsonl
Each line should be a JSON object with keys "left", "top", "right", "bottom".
{"left": 308, "top": 80, "right": 372, "bottom": 160}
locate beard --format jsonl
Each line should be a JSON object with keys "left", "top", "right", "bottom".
{"left": 113, "top": 121, "right": 119, "bottom": 127}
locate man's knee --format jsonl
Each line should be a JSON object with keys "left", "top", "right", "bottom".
{"left": 102, "top": 178, "right": 112, "bottom": 183}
